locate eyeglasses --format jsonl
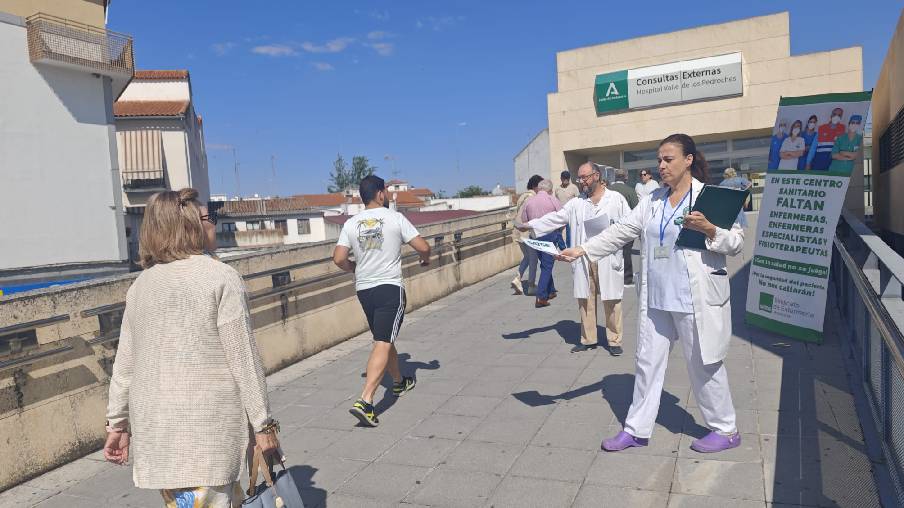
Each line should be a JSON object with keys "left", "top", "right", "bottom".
{"left": 576, "top": 173, "right": 596, "bottom": 182}
{"left": 640, "top": 172, "right": 650, "bottom": 177}
{"left": 201, "top": 211, "right": 218, "bottom": 225}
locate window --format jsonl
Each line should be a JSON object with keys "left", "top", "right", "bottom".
{"left": 879, "top": 105, "right": 904, "bottom": 174}
{"left": 221, "top": 222, "right": 237, "bottom": 233}
{"left": 623, "top": 148, "right": 659, "bottom": 162}
{"left": 297, "top": 218, "right": 311, "bottom": 235}
{"left": 0, "top": 329, "right": 38, "bottom": 356}
{"left": 275, "top": 220, "right": 288, "bottom": 235}
{"left": 731, "top": 137, "right": 771, "bottom": 151}
{"left": 246, "top": 221, "right": 263, "bottom": 231}
{"left": 697, "top": 140, "right": 728, "bottom": 155}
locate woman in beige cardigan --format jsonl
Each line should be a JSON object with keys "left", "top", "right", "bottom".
{"left": 104, "top": 188, "right": 279, "bottom": 507}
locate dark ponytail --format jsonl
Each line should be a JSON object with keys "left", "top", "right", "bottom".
{"left": 659, "top": 133, "right": 709, "bottom": 183}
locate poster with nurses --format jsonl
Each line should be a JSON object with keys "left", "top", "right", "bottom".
{"left": 747, "top": 91, "right": 871, "bottom": 343}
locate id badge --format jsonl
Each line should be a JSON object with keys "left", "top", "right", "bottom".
{"left": 653, "top": 245, "right": 672, "bottom": 259}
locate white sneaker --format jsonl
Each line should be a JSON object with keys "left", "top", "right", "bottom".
{"left": 510, "top": 280, "right": 523, "bottom": 295}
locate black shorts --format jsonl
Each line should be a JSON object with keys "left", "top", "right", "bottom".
{"left": 356, "top": 284, "right": 406, "bottom": 343}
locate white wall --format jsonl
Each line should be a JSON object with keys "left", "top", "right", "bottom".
{"left": 117, "top": 80, "right": 190, "bottom": 101}
{"left": 513, "top": 129, "right": 550, "bottom": 194}
{"left": 285, "top": 217, "right": 328, "bottom": 244}
{"left": 420, "top": 196, "right": 512, "bottom": 212}
{"left": 0, "top": 19, "right": 126, "bottom": 270}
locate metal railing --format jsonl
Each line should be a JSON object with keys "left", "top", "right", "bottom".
{"left": 121, "top": 169, "right": 165, "bottom": 190}
{"left": 0, "top": 216, "right": 514, "bottom": 374}
{"left": 26, "top": 13, "right": 134, "bottom": 77}
{"left": 831, "top": 209, "right": 904, "bottom": 505}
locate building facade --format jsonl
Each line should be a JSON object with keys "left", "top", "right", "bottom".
{"left": 513, "top": 128, "right": 550, "bottom": 194}
{"left": 114, "top": 70, "right": 210, "bottom": 262}
{"left": 0, "top": 0, "right": 133, "bottom": 285}
{"left": 546, "top": 12, "right": 864, "bottom": 214}
{"left": 872, "top": 10, "right": 904, "bottom": 254}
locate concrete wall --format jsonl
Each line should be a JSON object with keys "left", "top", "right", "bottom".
{"left": 0, "top": 0, "right": 106, "bottom": 27}
{"left": 513, "top": 128, "right": 550, "bottom": 194}
{"left": 0, "top": 18, "right": 127, "bottom": 270}
{"left": 872, "top": 10, "right": 904, "bottom": 251}
{"left": 420, "top": 196, "right": 512, "bottom": 212}
{"left": 547, "top": 12, "right": 863, "bottom": 180}
{"left": 0, "top": 210, "right": 519, "bottom": 490}
{"left": 117, "top": 80, "right": 190, "bottom": 101}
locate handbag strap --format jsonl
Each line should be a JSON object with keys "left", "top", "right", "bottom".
{"left": 246, "top": 445, "right": 288, "bottom": 507}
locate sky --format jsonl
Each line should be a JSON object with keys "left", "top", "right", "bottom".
{"left": 111, "top": 1, "right": 902, "bottom": 198}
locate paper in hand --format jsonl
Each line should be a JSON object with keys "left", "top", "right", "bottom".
{"left": 523, "top": 238, "right": 560, "bottom": 256}
{"left": 583, "top": 214, "right": 609, "bottom": 238}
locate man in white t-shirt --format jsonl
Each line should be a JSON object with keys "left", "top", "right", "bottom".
{"left": 634, "top": 169, "right": 659, "bottom": 200}
{"left": 333, "top": 175, "right": 431, "bottom": 427}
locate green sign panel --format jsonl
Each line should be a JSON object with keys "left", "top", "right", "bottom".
{"left": 594, "top": 70, "right": 628, "bottom": 114}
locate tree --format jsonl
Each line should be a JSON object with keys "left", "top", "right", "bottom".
{"left": 350, "top": 156, "right": 376, "bottom": 185}
{"left": 327, "top": 154, "right": 350, "bottom": 193}
{"left": 454, "top": 185, "right": 487, "bottom": 198}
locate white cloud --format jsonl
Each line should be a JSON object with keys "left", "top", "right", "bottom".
{"left": 367, "top": 31, "right": 393, "bottom": 40}
{"left": 312, "top": 62, "right": 335, "bottom": 71}
{"left": 211, "top": 42, "right": 236, "bottom": 56}
{"left": 366, "top": 42, "right": 395, "bottom": 57}
{"left": 300, "top": 37, "right": 355, "bottom": 54}
{"left": 370, "top": 10, "right": 390, "bottom": 21}
{"left": 251, "top": 44, "right": 298, "bottom": 57}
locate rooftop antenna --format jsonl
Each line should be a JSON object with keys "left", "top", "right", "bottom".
{"left": 270, "top": 155, "right": 277, "bottom": 198}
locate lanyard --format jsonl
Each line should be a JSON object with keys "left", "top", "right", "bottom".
{"left": 659, "top": 189, "right": 691, "bottom": 246}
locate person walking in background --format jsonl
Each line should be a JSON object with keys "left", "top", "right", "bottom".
{"left": 333, "top": 175, "right": 431, "bottom": 427}
{"left": 511, "top": 175, "right": 543, "bottom": 295}
{"left": 608, "top": 168, "right": 638, "bottom": 285}
{"left": 104, "top": 188, "right": 279, "bottom": 507}
{"left": 524, "top": 163, "right": 630, "bottom": 354}
{"left": 634, "top": 169, "right": 659, "bottom": 200}
{"left": 558, "top": 133, "right": 745, "bottom": 454}
{"left": 719, "top": 167, "right": 753, "bottom": 211}
{"left": 521, "top": 179, "right": 562, "bottom": 308}
{"left": 554, "top": 170, "right": 579, "bottom": 248}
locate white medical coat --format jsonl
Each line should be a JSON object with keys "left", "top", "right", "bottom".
{"left": 580, "top": 178, "right": 745, "bottom": 365}
{"left": 528, "top": 190, "right": 630, "bottom": 301}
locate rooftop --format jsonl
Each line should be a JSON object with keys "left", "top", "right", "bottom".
{"left": 113, "top": 100, "right": 189, "bottom": 117}
{"left": 133, "top": 69, "right": 189, "bottom": 80}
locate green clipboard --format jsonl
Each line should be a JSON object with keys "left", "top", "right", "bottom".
{"left": 675, "top": 185, "right": 749, "bottom": 250}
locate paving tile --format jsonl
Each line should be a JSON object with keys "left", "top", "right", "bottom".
{"left": 585, "top": 453, "right": 676, "bottom": 491}
{"left": 486, "top": 476, "right": 580, "bottom": 508}
{"left": 0, "top": 486, "right": 62, "bottom": 507}
{"left": 441, "top": 440, "right": 525, "bottom": 474}
{"left": 408, "top": 377, "right": 469, "bottom": 395}
{"left": 435, "top": 395, "right": 504, "bottom": 417}
{"left": 336, "top": 462, "right": 429, "bottom": 502}
{"left": 34, "top": 494, "right": 108, "bottom": 508}
{"left": 318, "top": 493, "right": 395, "bottom": 508}
{"left": 23, "top": 458, "right": 113, "bottom": 493}
{"left": 459, "top": 378, "right": 521, "bottom": 398}
{"left": 378, "top": 436, "right": 460, "bottom": 467}
{"left": 672, "top": 458, "right": 765, "bottom": 501}
{"left": 667, "top": 493, "right": 767, "bottom": 507}
{"left": 486, "top": 397, "right": 557, "bottom": 421}
{"left": 290, "top": 455, "right": 368, "bottom": 493}
{"left": 273, "top": 427, "right": 350, "bottom": 459}
{"left": 320, "top": 431, "right": 400, "bottom": 461}
{"left": 531, "top": 419, "right": 607, "bottom": 451}
{"left": 509, "top": 445, "right": 596, "bottom": 482}
{"left": 572, "top": 485, "right": 669, "bottom": 508}
{"left": 405, "top": 466, "right": 504, "bottom": 507}
{"left": 468, "top": 416, "right": 546, "bottom": 445}
{"left": 409, "top": 413, "right": 483, "bottom": 440}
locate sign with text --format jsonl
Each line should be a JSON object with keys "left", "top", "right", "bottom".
{"left": 746, "top": 91, "right": 872, "bottom": 343}
{"left": 593, "top": 53, "right": 742, "bottom": 115}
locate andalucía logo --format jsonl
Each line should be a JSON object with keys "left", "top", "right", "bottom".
{"left": 759, "top": 292, "right": 775, "bottom": 313}
{"left": 594, "top": 70, "right": 629, "bottom": 114}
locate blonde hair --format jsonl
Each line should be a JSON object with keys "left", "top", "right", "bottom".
{"left": 139, "top": 188, "right": 205, "bottom": 268}
{"left": 723, "top": 167, "right": 737, "bottom": 178}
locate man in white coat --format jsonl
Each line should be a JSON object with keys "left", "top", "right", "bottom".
{"left": 523, "top": 162, "right": 631, "bottom": 355}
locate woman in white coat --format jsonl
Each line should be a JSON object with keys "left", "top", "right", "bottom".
{"left": 559, "top": 133, "right": 744, "bottom": 454}
{"left": 525, "top": 162, "right": 630, "bottom": 354}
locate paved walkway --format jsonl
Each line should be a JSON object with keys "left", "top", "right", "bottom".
{"left": 1, "top": 249, "right": 883, "bottom": 507}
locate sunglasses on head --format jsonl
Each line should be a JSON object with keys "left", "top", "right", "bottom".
{"left": 200, "top": 210, "right": 218, "bottom": 225}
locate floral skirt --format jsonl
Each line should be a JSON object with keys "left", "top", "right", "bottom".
{"left": 160, "top": 482, "right": 243, "bottom": 508}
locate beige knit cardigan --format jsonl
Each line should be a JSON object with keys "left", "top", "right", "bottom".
{"left": 106, "top": 255, "right": 271, "bottom": 489}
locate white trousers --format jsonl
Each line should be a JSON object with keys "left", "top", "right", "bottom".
{"left": 624, "top": 308, "right": 737, "bottom": 438}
